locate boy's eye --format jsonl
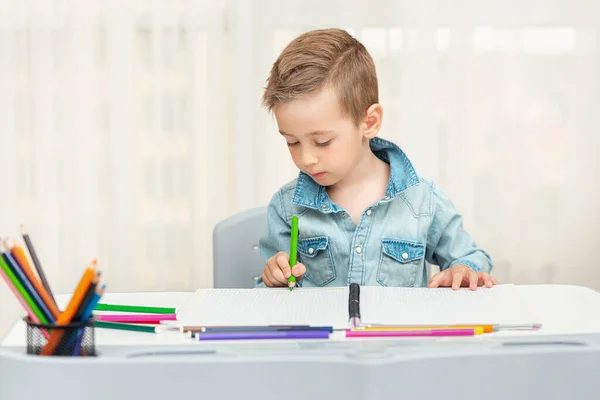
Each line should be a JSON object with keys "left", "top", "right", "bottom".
{"left": 287, "top": 142, "right": 299, "bottom": 147}
{"left": 315, "top": 140, "right": 332, "bottom": 147}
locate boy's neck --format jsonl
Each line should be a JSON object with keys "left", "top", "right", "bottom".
{"left": 327, "top": 143, "right": 389, "bottom": 198}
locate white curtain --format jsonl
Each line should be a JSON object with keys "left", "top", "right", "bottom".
{"left": 1, "top": 0, "right": 599, "bottom": 333}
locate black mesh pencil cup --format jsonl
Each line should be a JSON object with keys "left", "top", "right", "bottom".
{"left": 24, "top": 317, "right": 97, "bottom": 356}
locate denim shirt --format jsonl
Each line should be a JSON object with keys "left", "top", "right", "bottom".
{"left": 257, "top": 137, "right": 493, "bottom": 288}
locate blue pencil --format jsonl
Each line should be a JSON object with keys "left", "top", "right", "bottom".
{"left": 71, "top": 284, "right": 105, "bottom": 355}
{"left": 1, "top": 250, "right": 55, "bottom": 323}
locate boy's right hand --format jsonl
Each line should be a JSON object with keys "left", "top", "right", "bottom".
{"left": 262, "top": 251, "right": 306, "bottom": 287}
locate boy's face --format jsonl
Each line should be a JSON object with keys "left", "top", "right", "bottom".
{"left": 274, "top": 86, "right": 369, "bottom": 187}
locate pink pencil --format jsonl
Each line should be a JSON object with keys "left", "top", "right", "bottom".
{"left": 96, "top": 313, "right": 177, "bottom": 323}
{"left": 0, "top": 267, "right": 50, "bottom": 339}
{"left": 346, "top": 328, "right": 476, "bottom": 338}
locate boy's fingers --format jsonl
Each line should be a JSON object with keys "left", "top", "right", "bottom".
{"left": 427, "top": 272, "right": 445, "bottom": 288}
{"left": 492, "top": 276, "right": 500, "bottom": 285}
{"left": 261, "top": 272, "right": 270, "bottom": 286}
{"left": 451, "top": 268, "right": 463, "bottom": 290}
{"left": 275, "top": 253, "right": 291, "bottom": 278}
{"left": 276, "top": 252, "right": 289, "bottom": 267}
{"left": 291, "top": 263, "right": 306, "bottom": 278}
{"left": 266, "top": 263, "right": 287, "bottom": 286}
{"left": 266, "top": 257, "right": 288, "bottom": 285}
{"left": 270, "top": 265, "right": 288, "bottom": 285}
{"left": 262, "top": 267, "right": 275, "bottom": 287}
{"left": 482, "top": 273, "right": 493, "bottom": 288}
{"left": 468, "top": 269, "right": 478, "bottom": 290}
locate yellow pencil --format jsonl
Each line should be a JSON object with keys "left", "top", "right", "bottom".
{"left": 358, "top": 325, "right": 490, "bottom": 334}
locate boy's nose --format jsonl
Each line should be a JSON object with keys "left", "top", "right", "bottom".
{"left": 300, "top": 150, "right": 318, "bottom": 167}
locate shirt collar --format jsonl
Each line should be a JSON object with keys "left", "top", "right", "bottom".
{"left": 292, "top": 137, "right": 420, "bottom": 211}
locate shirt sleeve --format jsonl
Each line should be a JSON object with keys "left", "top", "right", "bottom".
{"left": 255, "top": 190, "right": 291, "bottom": 287}
{"left": 425, "top": 183, "right": 493, "bottom": 273}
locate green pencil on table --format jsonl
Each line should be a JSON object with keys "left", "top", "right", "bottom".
{"left": 95, "top": 321, "right": 159, "bottom": 333}
{"left": 288, "top": 215, "right": 299, "bottom": 291}
{"left": 95, "top": 303, "right": 176, "bottom": 314}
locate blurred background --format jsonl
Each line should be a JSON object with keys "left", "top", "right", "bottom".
{"left": 1, "top": 0, "right": 599, "bottom": 335}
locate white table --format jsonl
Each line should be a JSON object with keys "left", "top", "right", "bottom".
{"left": 1, "top": 285, "right": 600, "bottom": 400}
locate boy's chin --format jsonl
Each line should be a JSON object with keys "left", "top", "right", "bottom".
{"left": 311, "top": 173, "right": 339, "bottom": 187}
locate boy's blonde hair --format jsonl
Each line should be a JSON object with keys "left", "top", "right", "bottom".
{"left": 262, "top": 28, "right": 378, "bottom": 125}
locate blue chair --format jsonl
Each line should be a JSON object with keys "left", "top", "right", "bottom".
{"left": 212, "top": 206, "right": 267, "bottom": 288}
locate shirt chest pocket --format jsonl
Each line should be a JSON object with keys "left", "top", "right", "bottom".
{"left": 297, "top": 236, "right": 336, "bottom": 286}
{"left": 377, "top": 239, "right": 425, "bottom": 287}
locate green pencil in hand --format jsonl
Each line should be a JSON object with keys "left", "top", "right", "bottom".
{"left": 288, "top": 215, "right": 299, "bottom": 291}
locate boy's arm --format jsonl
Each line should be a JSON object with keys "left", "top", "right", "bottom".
{"left": 255, "top": 190, "right": 291, "bottom": 287}
{"left": 425, "top": 183, "right": 493, "bottom": 273}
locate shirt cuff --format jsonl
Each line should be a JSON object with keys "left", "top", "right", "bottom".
{"left": 450, "top": 259, "right": 481, "bottom": 272}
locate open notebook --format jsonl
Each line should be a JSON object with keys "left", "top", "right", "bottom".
{"left": 176, "top": 284, "right": 538, "bottom": 329}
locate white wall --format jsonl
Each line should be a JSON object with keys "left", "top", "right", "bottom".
{"left": 2, "top": 0, "right": 600, "bottom": 336}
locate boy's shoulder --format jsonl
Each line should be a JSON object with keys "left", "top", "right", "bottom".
{"left": 265, "top": 177, "right": 306, "bottom": 220}
{"left": 269, "top": 178, "right": 299, "bottom": 204}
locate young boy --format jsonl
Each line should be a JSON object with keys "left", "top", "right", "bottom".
{"left": 257, "top": 28, "right": 497, "bottom": 290}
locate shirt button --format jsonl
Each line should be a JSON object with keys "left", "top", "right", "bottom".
{"left": 366, "top": 209, "right": 372, "bottom": 216}
{"left": 356, "top": 247, "right": 362, "bottom": 254}
{"left": 402, "top": 252, "right": 409, "bottom": 260}
{"left": 321, "top": 205, "right": 329, "bottom": 210}
{"left": 308, "top": 248, "right": 314, "bottom": 255}
{"left": 384, "top": 196, "right": 390, "bottom": 200}
{"left": 341, "top": 212, "right": 347, "bottom": 218}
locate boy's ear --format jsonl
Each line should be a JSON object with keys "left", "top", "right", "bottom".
{"left": 362, "top": 103, "right": 383, "bottom": 139}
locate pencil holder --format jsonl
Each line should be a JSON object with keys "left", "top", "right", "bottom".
{"left": 24, "top": 317, "right": 97, "bottom": 356}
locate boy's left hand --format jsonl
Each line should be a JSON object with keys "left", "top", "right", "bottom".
{"left": 428, "top": 264, "right": 499, "bottom": 291}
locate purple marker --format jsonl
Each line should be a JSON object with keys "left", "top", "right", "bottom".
{"left": 197, "top": 330, "right": 331, "bottom": 341}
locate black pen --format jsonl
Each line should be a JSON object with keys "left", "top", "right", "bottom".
{"left": 349, "top": 283, "right": 361, "bottom": 328}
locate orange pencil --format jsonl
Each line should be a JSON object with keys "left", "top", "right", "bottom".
{"left": 40, "top": 260, "right": 97, "bottom": 356}
{"left": 8, "top": 239, "right": 60, "bottom": 319}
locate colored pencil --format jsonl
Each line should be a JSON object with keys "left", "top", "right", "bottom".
{"left": 0, "top": 257, "right": 50, "bottom": 338}
{"left": 95, "top": 313, "right": 177, "bottom": 323}
{"left": 72, "top": 285, "right": 106, "bottom": 355}
{"left": 41, "top": 262, "right": 97, "bottom": 355}
{"left": 94, "top": 321, "right": 159, "bottom": 333}
{"left": 21, "top": 226, "right": 55, "bottom": 303}
{"left": 94, "top": 303, "right": 176, "bottom": 314}
{"left": 197, "top": 330, "right": 330, "bottom": 341}
{"left": 1, "top": 243, "right": 54, "bottom": 322}
{"left": 359, "top": 326, "right": 489, "bottom": 333}
{"left": 60, "top": 273, "right": 101, "bottom": 355}
{"left": 73, "top": 273, "right": 100, "bottom": 322}
{"left": 178, "top": 324, "right": 311, "bottom": 332}
{"left": 83, "top": 285, "right": 106, "bottom": 320}
{"left": 346, "top": 328, "right": 477, "bottom": 338}
{"left": 184, "top": 326, "right": 334, "bottom": 333}
{"left": 8, "top": 239, "right": 60, "bottom": 318}
{"left": 0, "top": 250, "right": 50, "bottom": 338}
{"left": 362, "top": 323, "right": 542, "bottom": 332}
{"left": 288, "top": 215, "right": 299, "bottom": 291}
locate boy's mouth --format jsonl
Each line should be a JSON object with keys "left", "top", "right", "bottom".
{"left": 309, "top": 172, "right": 326, "bottom": 179}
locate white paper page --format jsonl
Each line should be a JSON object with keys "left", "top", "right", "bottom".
{"left": 177, "top": 287, "right": 350, "bottom": 328}
{"left": 360, "top": 284, "right": 538, "bottom": 326}
{"left": 492, "top": 285, "right": 600, "bottom": 336}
